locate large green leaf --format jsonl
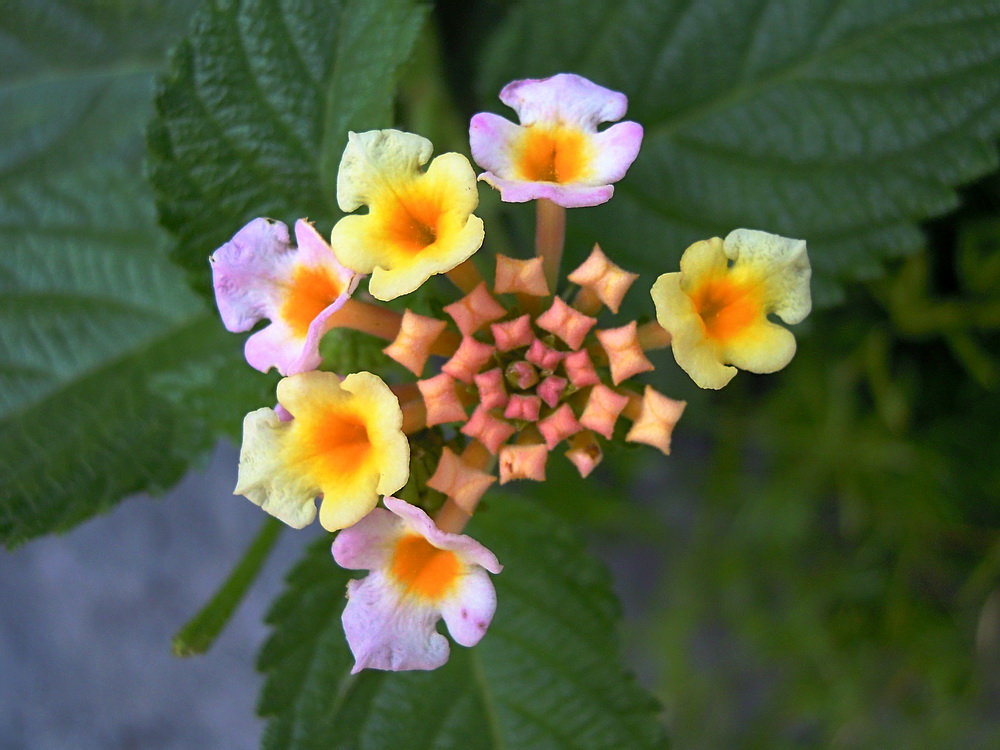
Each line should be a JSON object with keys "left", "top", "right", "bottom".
{"left": 147, "top": 0, "right": 427, "bottom": 294}
{"left": 479, "top": 0, "right": 1000, "bottom": 305}
{"left": 258, "top": 499, "right": 668, "bottom": 750}
{"left": 0, "top": 0, "right": 273, "bottom": 547}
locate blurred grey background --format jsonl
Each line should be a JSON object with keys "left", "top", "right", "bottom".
{"left": 0, "top": 442, "right": 323, "bottom": 750}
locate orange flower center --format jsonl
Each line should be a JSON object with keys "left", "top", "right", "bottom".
{"left": 690, "top": 277, "right": 760, "bottom": 341}
{"left": 516, "top": 126, "right": 590, "bottom": 184}
{"left": 384, "top": 193, "right": 443, "bottom": 256}
{"left": 281, "top": 265, "right": 343, "bottom": 337}
{"left": 390, "top": 534, "right": 461, "bottom": 601}
{"left": 298, "top": 408, "right": 372, "bottom": 484}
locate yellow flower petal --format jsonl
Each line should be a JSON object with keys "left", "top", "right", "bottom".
{"left": 651, "top": 229, "right": 810, "bottom": 389}
{"left": 332, "top": 130, "right": 485, "bottom": 301}
{"left": 235, "top": 371, "right": 409, "bottom": 531}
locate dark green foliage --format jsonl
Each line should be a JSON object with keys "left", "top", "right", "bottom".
{"left": 148, "top": 0, "right": 427, "bottom": 295}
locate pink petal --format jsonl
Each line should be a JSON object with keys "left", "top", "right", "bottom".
{"left": 342, "top": 573, "right": 450, "bottom": 672}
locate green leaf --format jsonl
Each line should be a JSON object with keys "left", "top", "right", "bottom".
{"left": 0, "top": 0, "right": 269, "bottom": 547}
{"left": 148, "top": 0, "right": 427, "bottom": 295}
{"left": 258, "top": 499, "right": 668, "bottom": 750}
{"left": 480, "top": 0, "right": 1000, "bottom": 305}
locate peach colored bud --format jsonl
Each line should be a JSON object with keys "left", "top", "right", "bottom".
{"left": 461, "top": 405, "right": 516, "bottom": 454}
{"left": 568, "top": 244, "right": 638, "bottom": 314}
{"left": 565, "top": 431, "right": 603, "bottom": 478}
{"left": 383, "top": 310, "right": 448, "bottom": 376}
{"left": 563, "top": 349, "right": 601, "bottom": 388}
{"left": 537, "top": 375, "right": 567, "bottom": 408}
{"left": 494, "top": 254, "right": 550, "bottom": 297}
{"left": 596, "top": 321, "right": 654, "bottom": 385}
{"left": 504, "top": 393, "right": 542, "bottom": 422}
{"left": 444, "top": 282, "right": 506, "bottom": 336}
{"left": 537, "top": 403, "right": 582, "bottom": 449}
{"left": 442, "top": 336, "right": 495, "bottom": 383}
{"left": 427, "top": 447, "right": 497, "bottom": 513}
{"left": 505, "top": 360, "right": 539, "bottom": 390}
{"left": 473, "top": 367, "right": 508, "bottom": 410}
{"left": 491, "top": 314, "right": 534, "bottom": 352}
{"left": 526, "top": 338, "right": 563, "bottom": 372}
{"left": 417, "top": 373, "right": 468, "bottom": 426}
{"left": 498, "top": 443, "right": 548, "bottom": 483}
{"left": 625, "top": 386, "right": 686, "bottom": 455}
{"left": 579, "top": 384, "right": 629, "bottom": 439}
{"left": 535, "top": 296, "right": 596, "bottom": 351}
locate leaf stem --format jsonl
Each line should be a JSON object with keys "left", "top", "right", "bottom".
{"left": 172, "top": 517, "right": 283, "bottom": 656}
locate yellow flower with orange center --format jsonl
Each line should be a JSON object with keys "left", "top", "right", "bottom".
{"left": 331, "top": 129, "right": 485, "bottom": 301}
{"left": 651, "top": 229, "right": 811, "bottom": 389}
{"left": 234, "top": 371, "right": 409, "bottom": 531}
{"left": 333, "top": 497, "right": 502, "bottom": 673}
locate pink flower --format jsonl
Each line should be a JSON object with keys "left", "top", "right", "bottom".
{"left": 332, "top": 497, "right": 502, "bottom": 672}
{"left": 211, "top": 218, "right": 360, "bottom": 375}
{"left": 470, "top": 73, "right": 643, "bottom": 207}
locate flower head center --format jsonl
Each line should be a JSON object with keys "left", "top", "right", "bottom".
{"left": 281, "top": 265, "right": 344, "bottom": 336}
{"left": 385, "top": 194, "right": 442, "bottom": 255}
{"left": 293, "top": 407, "right": 372, "bottom": 483}
{"left": 690, "top": 278, "right": 759, "bottom": 341}
{"left": 390, "top": 534, "right": 461, "bottom": 601}
{"left": 516, "top": 126, "right": 590, "bottom": 184}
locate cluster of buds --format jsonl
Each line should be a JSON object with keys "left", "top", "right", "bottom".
{"left": 211, "top": 74, "right": 812, "bottom": 672}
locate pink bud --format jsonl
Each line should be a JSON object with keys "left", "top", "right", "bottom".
{"left": 535, "top": 296, "right": 596, "bottom": 351}
{"left": 494, "top": 254, "right": 549, "bottom": 297}
{"left": 473, "top": 367, "right": 508, "bottom": 410}
{"left": 441, "top": 336, "right": 496, "bottom": 383}
{"left": 562, "top": 349, "right": 601, "bottom": 388}
{"left": 504, "top": 394, "right": 542, "bottom": 422}
{"left": 505, "top": 360, "right": 540, "bottom": 390}
{"left": 625, "top": 386, "right": 686, "bottom": 455}
{"left": 565, "top": 431, "right": 603, "bottom": 478}
{"left": 498, "top": 443, "right": 548, "bottom": 483}
{"left": 579, "top": 384, "right": 629, "bottom": 439}
{"left": 491, "top": 314, "right": 534, "bottom": 352}
{"left": 526, "top": 338, "right": 563, "bottom": 372}
{"left": 537, "top": 403, "right": 582, "bottom": 449}
{"left": 537, "top": 375, "right": 567, "bottom": 408}
{"left": 417, "top": 373, "right": 468, "bottom": 426}
{"left": 461, "top": 405, "right": 516, "bottom": 454}
{"left": 596, "top": 321, "right": 654, "bottom": 385}
{"left": 444, "top": 282, "right": 506, "bottom": 336}
{"left": 567, "top": 244, "right": 638, "bottom": 314}
{"left": 382, "top": 310, "right": 448, "bottom": 377}
{"left": 426, "top": 447, "right": 497, "bottom": 512}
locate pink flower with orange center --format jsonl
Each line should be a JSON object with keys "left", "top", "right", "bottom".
{"left": 470, "top": 73, "right": 643, "bottom": 207}
{"left": 332, "top": 497, "right": 502, "bottom": 672}
{"left": 211, "top": 218, "right": 360, "bottom": 375}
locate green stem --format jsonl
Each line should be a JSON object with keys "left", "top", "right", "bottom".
{"left": 172, "top": 517, "right": 284, "bottom": 657}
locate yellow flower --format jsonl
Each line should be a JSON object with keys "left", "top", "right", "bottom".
{"left": 331, "top": 130, "right": 485, "bottom": 301}
{"left": 651, "top": 229, "right": 811, "bottom": 389}
{"left": 235, "top": 371, "right": 409, "bottom": 531}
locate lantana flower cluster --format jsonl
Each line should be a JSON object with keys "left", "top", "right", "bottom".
{"left": 211, "top": 73, "right": 812, "bottom": 673}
